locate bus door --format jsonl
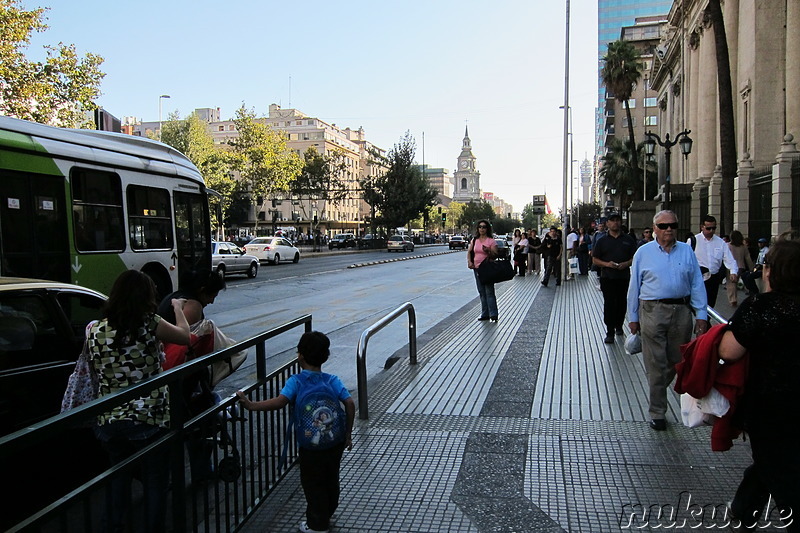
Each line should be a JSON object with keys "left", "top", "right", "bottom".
{"left": 0, "top": 171, "right": 70, "bottom": 283}
{"left": 174, "top": 190, "right": 211, "bottom": 287}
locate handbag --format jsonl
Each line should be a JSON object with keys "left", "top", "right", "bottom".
{"left": 568, "top": 257, "right": 580, "bottom": 275}
{"left": 680, "top": 388, "right": 730, "bottom": 428}
{"left": 61, "top": 321, "right": 99, "bottom": 412}
{"left": 477, "top": 259, "right": 515, "bottom": 285}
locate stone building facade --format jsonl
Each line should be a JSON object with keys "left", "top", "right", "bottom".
{"left": 649, "top": 0, "right": 799, "bottom": 240}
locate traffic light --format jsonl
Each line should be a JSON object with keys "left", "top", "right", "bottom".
{"left": 442, "top": 213, "right": 447, "bottom": 222}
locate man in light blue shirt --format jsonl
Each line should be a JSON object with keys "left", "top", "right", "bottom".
{"left": 627, "top": 210, "right": 708, "bottom": 431}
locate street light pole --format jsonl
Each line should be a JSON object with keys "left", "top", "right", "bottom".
{"left": 644, "top": 129, "right": 693, "bottom": 210}
{"left": 561, "top": 0, "right": 571, "bottom": 278}
{"left": 158, "top": 94, "right": 170, "bottom": 141}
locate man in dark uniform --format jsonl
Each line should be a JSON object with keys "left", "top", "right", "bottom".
{"left": 541, "top": 226, "right": 563, "bottom": 287}
{"left": 591, "top": 213, "right": 637, "bottom": 344}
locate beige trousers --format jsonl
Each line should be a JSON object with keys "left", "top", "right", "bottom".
{"left": 639, "top": 300, "right": 693, "bottom": 420}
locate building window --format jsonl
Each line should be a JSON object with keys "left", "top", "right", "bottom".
{"left": 461, "top": 178, "right": 467, "bottom": 190}
{"left": 645, "top": 97, "right": 658, "bottom": 108}
{"left": 622, "top": 117, "right": 636, "bottom": 128}
{"left": 228, "top": 124, "right": 235, "bottom": 131}
{"left": 218, "top": 126, "right": 224, "bottom": 131}
{"left": 644, "top": 116, "right": 658, "bottom": 126}
{"left": 626, "top": 99, "right": 636, "bottom": 109}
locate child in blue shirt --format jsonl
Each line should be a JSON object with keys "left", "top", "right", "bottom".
{"left": 237, "top": 331, "right": 355, "bottom": 533}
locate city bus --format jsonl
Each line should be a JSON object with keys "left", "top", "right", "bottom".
{"left": 0, "top": 116, "right": 211, "bottom": 296}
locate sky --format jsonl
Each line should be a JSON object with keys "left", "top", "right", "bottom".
{"left": 24, "top": 0, "right": 599, "bottom": 214}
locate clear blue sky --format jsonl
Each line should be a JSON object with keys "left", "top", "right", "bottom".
{"left": 25, "top": 0, "right": 599, "bottom": 214}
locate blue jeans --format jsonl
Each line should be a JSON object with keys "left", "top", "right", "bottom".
{"left": 474, "top": 270, "right": 498, "bottom": 318}
{"left": 94, "top": 421, "right": 169, "bottom": 533}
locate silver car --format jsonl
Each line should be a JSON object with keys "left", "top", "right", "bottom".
{"left": 387, "top": 234, "right": 415, "bottom": 252}
{"left": 244, "top": 237, "right": 301, "bottom": 265}
{"left": 211, "top": 241, "right": 259, "bottom": 278}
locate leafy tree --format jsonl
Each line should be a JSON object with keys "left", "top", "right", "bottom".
{"left": 369, "top": 132, "right": 438, "bottom": 230}
{"left": 0, "top": 0, "right": 105, "bottom": 128}
{"left": 491, "top": 217, "right": 521, "bottom": 236}
{"left": 568, "top": 201, "right": 603, "bottom": 230}
{"left": 521, "top": 203, "right": 545, "bottom": 231}
{"left": 541, "top": 213, "right": 561, "bottom": 230}
{"left": 228, "top": 105, "right": 302, "bottom": 231}
{"left": 706, "top": 0, "right": 736, "bottom": 234}
{"left": 602, "top": 39, "right": 643, "bottom": 176}
{"left": 160, "top": 112, "right": 237, "bottom": 233}
{"left": 459, "top": 200, "right": 495, "bottom": 229}
{"left": 445, "top": 202, "right": 465, "bottom": 233}
{"left": 288, "top": 146, "right": 349, "bottom": 239}
{"left": 598, "top": 137, "right": 656, "bottom": 204}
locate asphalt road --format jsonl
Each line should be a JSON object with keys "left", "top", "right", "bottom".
{"left": 208, "top": 245, "right": 476, "bottom": 399}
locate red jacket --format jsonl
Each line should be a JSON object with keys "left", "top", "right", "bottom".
{"left": 675, "top": 323, "right": 748, "bottom": 451}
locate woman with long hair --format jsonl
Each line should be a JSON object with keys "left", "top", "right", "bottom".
{"left": 89, "top": 270, "right": 190, "bottom": 532}
{"left": 719, "top": 238, "right": 800, "bottom": 531}
{"left": 726, "top": 230, "right": 754, "bottom": 307}
{"left": 467, "top": 220, "right": 499, "bottom": 322}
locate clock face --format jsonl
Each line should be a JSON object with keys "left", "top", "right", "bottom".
{"left": 461, "top": 161, "right": 469, "bottom": 169}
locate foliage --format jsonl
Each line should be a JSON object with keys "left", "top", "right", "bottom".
{"left": 521, "top": 203, "right": 546, "bottom": 230}
{"left": 159, "top": 112, "right": 237, "bottom": 231}
{"left": 491, "top": 217, "right": 521, "bottom": 236}
{"left": 0, "top": 0, "right": 105, "bottom": 128}
{"left": 458, "top": 200, "right": 495, "bottom": 229}
{"left": 445, "top": 202, "right": 465, "bottom": 232}
{"left": 228, "top": 105, "right": 303, "bottom": 231}
{"left": 365, "top": 132, "right": 438, "bottom": 231}
{"left": 568, "top": 201, "right": 603, "bottom": 230}
{"left": 541, "top": 213, "right": 561, "bottom": 230}
{"left": 288, "top": 146, "right": 349, "bottom": 231}
{"left": 602, "top": 39, "right": 643, "bottom": 173}
{"left": 598, "top": 137, "right": 656, "bottom": 203}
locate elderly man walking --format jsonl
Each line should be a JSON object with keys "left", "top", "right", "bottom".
{"left": 627, "top": 210, "right": 708, "bottom": 431}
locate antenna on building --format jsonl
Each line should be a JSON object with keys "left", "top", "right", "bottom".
{"left": 288, "top": 76, "right": 292, "bottom": 108}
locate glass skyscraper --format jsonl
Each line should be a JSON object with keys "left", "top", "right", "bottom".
{"left": 596, "top": 0, "right": 673, "bottom": 156}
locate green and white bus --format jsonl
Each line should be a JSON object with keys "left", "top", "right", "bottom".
{"left": 0, "top": 116, "right": 211, "bottom": 296}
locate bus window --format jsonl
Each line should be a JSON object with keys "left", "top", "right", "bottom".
{"left": 126, "top": 185, "right": 173, "bottom": 250}
{"left": 71, "top": 168, "right": 125, "bottom": 252}
{"left": 174, "top": 191, "right": 211, "bottom": 285}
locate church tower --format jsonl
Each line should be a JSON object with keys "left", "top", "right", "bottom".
{"left": 452, "top": 126, "right": 481, "bottom": 202}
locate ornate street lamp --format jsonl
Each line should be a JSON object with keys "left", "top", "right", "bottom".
{"left": 644, "top": 129, "right": 693, "bottom": 209}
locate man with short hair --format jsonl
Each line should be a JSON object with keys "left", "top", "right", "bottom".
{"left": 689, "top": 215, "right": 738, "bottom": 308}
{"left": 591, "top": 213, "right": 637, "bottom": 344}
{"left": 636, "top": 228, "right": 653, "bottom": 248}
{"left": 565, "top": 227, "right": 579, "bottom": 280}
{"left": 628, "top": 210, "right": 708, "bottom": 431}
{"left": 541, "top": 226, "right": 562, "bottom": 287}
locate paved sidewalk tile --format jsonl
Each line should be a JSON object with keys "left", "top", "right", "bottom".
{"left": 243, "top": 275, "right": 778, "bottom": 533}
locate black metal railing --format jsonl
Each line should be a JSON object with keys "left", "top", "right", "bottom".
{"left": 0, "top": 315, "right": 311, "bottom": 532}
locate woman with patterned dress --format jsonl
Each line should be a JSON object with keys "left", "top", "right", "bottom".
{"left": 89, "top": 270, "right": 190, "bottom": 533}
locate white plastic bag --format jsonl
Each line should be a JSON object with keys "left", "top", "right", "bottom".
{"left": 568, "top": 257, "right": 580, "bottom": 274}
{"left": 680, "top": 388, "right": 730, "bottom": 428}
{"left": 624, "top": 333, "right": 642, "bottom": 354}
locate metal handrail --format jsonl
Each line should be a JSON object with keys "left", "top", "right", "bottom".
{"left": 356, "top": 302, "right": 417, "bottom": 419}
{"left": 706, "top": 305, "right": 729, "bottom": 325}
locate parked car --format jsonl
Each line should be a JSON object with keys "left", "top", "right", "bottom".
{"left": 387, "top": 234, "right": 415, "bottom": 252}
{"left": 449, "top": 235, "right": 467, "bottom": 250}
{"left": 244, "top": 237, "right": 301, "bottom": 265}
{"left": 494, "top": 238, "right": 511, "bottom": 259}
{"left": 212, "top": 241, "right": 259, "bottom": 278}
{"left": 0, "top": 278, "right": 106, "bottom": 435}
{"left": 328, "top": 233, "right": 357, "bottom": 250}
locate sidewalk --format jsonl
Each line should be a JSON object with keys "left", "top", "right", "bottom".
{"left": 243, "top": 274, "right": 774, "bottom": 532}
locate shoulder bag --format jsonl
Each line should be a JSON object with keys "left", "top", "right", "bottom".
{"left": 61, "top": 321, "right": 99, "bottom": 412}
{"left": 477, "top": 258, "right": 515, "bottom": 285}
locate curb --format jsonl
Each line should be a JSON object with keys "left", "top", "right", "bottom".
{"left": 347, "top": 249, "right": 463, "bottom": 268}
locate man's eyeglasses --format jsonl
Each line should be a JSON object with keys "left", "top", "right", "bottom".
{"left": 655, "top": 222, "right": 679, "bottom": 230}
{"left": 703, "top": 226, "right": 717, "bottom": 231}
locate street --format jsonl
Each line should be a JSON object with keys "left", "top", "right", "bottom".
{"left": 210, "top": 246, "right": 477, "bottom": 398}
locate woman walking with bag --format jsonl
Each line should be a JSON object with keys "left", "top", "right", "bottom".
{"left": 468, "top": 220, "right": 500, "bottom": 322}
{"left": 726, "top": 230, "right": 753, "bottom": 307}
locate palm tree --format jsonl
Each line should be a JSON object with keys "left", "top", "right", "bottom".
{"left": 705, "top": 0, "right": 736, "bottom": 234}
{"left": 599, "top": 138, "right": 657, "bottom": 205}
{"left": 602, "top": 39, "right": 644, "bottom": 177}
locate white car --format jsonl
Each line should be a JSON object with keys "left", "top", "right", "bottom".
{"left": 387, "top": 234, "right": 415, "bottom": 252}
{"left": 244, "top": 237, "right": 301, "bottom": 265}
{"left": 212, "top": 242, "right": 259, "bottom": 278}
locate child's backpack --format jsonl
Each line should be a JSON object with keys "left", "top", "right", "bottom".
{"left": 293, "top": 372, "right": 346, "bottom": 450}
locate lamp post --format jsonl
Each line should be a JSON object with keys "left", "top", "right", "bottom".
{"left": 158, "top": 94, "right": 170, "bottom": 141}
{"left": 644, "top": 129, "right": 693, "bottom": 210}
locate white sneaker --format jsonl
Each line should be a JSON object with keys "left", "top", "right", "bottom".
{"left": 298, "top": 521, "right": 329, "bottom": 533}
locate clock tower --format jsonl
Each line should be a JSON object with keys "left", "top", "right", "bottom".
{"left": 452, "top": 126, "right": 480, "bottom": 202}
